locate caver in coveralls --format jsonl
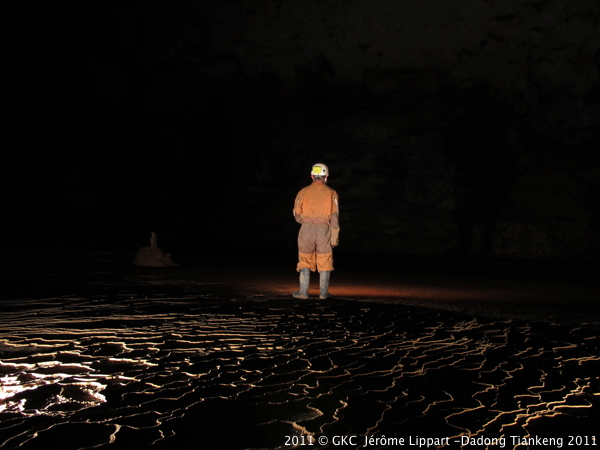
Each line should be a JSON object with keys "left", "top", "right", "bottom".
{"left": 292, "top": 163, "right": 340, "bottom": 299}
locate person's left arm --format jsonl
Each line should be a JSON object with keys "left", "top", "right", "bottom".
{"left": 293, "top": 191, "right": 304, "bottom": 224}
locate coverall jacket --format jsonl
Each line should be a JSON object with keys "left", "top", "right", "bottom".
{"left": 293, "top": 181, "right": 340, "bottom": 272}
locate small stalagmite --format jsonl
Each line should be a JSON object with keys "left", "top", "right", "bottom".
{"left": 133, "top": 232, "right": 179, "bottom": 267}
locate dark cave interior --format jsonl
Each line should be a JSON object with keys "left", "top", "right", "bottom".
{"left": 3, "top": 3, "right": 600, "bottom": 447}
{"left": 5, "top": 0, "right": 600, "bottom": 262}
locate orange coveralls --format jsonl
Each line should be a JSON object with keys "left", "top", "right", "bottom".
{"left": 293, "top": 182, "right": 340, "bottom": 272}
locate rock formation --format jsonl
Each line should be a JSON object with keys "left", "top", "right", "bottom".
{"left": 133, "top": 233, "right": 179, "bottom": 267}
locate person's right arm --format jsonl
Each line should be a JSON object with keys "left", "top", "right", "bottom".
{"left": 330, "top": 193, "right": 340, "bottom": 246}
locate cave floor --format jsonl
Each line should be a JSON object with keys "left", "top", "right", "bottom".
{"left": 1, "top": 241, "right": 599, "bottom": 449}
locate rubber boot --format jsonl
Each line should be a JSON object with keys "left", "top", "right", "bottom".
{"left": 319, "top": 271, "right": 332, "bottom": 299}
{"left": 293, "top": 268, "right": 310, "bottom": 299}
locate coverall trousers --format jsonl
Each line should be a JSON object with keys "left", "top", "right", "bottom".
{"left": 297, "top": 222, "right": 334, "bottom": 272}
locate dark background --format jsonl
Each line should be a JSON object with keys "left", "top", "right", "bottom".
{"left": 5, "top": 0, "right": 600, "bottom": 261}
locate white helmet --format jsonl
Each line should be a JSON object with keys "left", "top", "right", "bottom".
{"left": 311, "top": 163, "right": 329, "bottom": 177}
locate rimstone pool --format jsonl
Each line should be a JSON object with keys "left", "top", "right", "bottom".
{"left": 1, "top": 245, "right": 599, "bottom": 449}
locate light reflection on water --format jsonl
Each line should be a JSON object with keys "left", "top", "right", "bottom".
{"left": 0, "top": 295, "right": 599, "bottom": 449}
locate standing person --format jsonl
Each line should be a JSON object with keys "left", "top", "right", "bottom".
{"left": 292, "top": 163, "right": 340, "bottom": 299}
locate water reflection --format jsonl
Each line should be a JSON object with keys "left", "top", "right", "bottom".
{"left": 0, "top": 295, "right": 598, "bottom": 449}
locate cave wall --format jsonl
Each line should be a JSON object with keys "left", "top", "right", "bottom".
{"left": 6, "top": 0, "right": 600, "bottom": 258}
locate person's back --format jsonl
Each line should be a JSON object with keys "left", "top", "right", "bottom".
{"left": 292, "top": 163, "right": 339, "bottom": 299}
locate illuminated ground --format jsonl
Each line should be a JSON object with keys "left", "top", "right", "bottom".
{"left": 1, "top": 242, "right": 599, "bottom": 449}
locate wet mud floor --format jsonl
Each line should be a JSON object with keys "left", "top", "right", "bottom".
{"left": 1, "top": 242, "right": 599, "bottom": 449}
